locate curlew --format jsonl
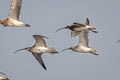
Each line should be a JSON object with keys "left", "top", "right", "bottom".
{"left": 0, "top": 72, "right": 9, "bottom": 80}
{"left": 55, "top": 18, "right": 97, "bottom": 37}
{"left": 61, "top": 30, "right": 98, "bottom": 55}
{"left": 0, "top": 0, "right": 30, "bottom": 27}
{"left": 15, "top": 35, "right": 58, "bottom": 70}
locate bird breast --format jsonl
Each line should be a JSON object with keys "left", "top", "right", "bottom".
{"left": 31, "top": 46, "right": 48, "bottom": 53}
{"left": 6, "top": 18, "right": 24, "bottom": 26}
{"left": 77, "top": 46, "right": 92, "bottom": 53}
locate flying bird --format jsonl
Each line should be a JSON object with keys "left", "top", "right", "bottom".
{"left": 61, "top": 30, "right": 98, "bottom": 55}
{"left": 55, "top": 18, "right": 97, "bottom": 37}
{"left": 0, "top": 72, "right": 9, "bottom": 80}
{"left": 0, "top": 0, "right": 30, "bottom": 27}
{"left": 15, "top": 35, "right": 58, "bottom": 70}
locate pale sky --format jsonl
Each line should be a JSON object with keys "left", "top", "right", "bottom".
{"left": 0, "top": 0, "right": 120, "bottom": 80}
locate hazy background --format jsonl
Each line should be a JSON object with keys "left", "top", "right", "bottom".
{"left": 0, "top": 0, "right": 120, "bottom": 80}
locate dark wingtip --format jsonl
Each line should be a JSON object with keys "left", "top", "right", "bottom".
{"left": 42, "top": 64, "right": 47, "bottom": 70}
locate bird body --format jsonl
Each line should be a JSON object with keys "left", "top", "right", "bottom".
{"left": 30, "top": 46, "right": 48, "bottom": 53}
{"left": 29, "top": 46, "right": 56, "bottom": 54}
{"left": 62, "top": 30, "right": 98, "bottom": 55}
{"left": 56, "top": 18, "right": 97, "bottom": 37}
{"left": 0, "top": 18, "right": 29, "bottom": 27}
{"left": 15, "top": 35, "right": 58, "bottom": 70}
{"left": 72, "top": 46, "right": 94, "bottom": 53}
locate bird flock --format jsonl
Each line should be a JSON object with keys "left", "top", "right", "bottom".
{"left": 0, "top": 0, "right": 109, "bottom": 79}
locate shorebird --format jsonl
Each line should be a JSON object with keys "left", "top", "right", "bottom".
{"left": 61, "top": 30, "right": 98, "bottom": 55}
{"left": 0, "top": 0, "right": 30, "bottom": 27}
{"left": 15, "top": 35, "right": 58, "bottom": 70}
{"left": 0, "top": 72, "right": 9, "bottom": 80}
{"left": 55, "top": 18, "right": 97, "bottom": 37}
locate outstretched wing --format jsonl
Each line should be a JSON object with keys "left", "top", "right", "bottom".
{"left": 32, "top": 53, "right": 46, "bottom": 70}
{"left": 79, "top": 30, "right": 89, "bottom": 47}
{"left": 71, "top": 31, "right": 81, "bottom": 37}
{"left": 33, "top": 35, "right": 48, "bottom": 47}
{"left": 84, "top": 18, "right": 89, "bottom": 25}
{"left": 8, "top": 0, "right": 22, "bottom": 20}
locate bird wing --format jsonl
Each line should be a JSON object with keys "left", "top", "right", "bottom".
{"left": 33, "top": 35, "right": 48, "bottom": 47}
{"left": 32, "top": 53, "right": 46, "bottom": 70}
{"left": 8, "top": 0, "right": 22, "bottom": 20}
{"left": 72, "top": 23, "right": 85, "bottom": 27}
{"left": 84, "top": 18, "right": 89, "bottom": 25}
{"left": 79, "top": 30, "right": 89, "bottom": 47}
{"left": 71, "top": 31, "right": 81, "bottom": 37}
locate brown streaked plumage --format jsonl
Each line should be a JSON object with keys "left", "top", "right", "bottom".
{"left": 0, "top": 0, "right": 30, "bottom": 27}
{"left": 61, "top": 30, "right": 98, "bottom": 55}
{"left": 0, "top": 72, "right": 9, "bottom": 80}
{"left": 55, "top": 18, "right": 97, "bottom": 37}
{"left": 15, "top": 35, "right": 58, "bottom": 70}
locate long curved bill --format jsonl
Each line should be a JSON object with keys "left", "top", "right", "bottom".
{"left": 14, "top": 48, "right": 26, "bottom": 53}
{"left": 61, "top": 47, "right": 72, "bottom": 52}
{"left": 55, "top": 27, "right": 68, "bottom": 33}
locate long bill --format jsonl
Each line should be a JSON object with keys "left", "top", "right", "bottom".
{"left": 55, "top": 26, "right": 68, "bottom": 33}
{"left": 14, "top": 48, "right": 26, "bottom": 53}
{"left": 61, "top": 47, "right": 72, "bottom": 52}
